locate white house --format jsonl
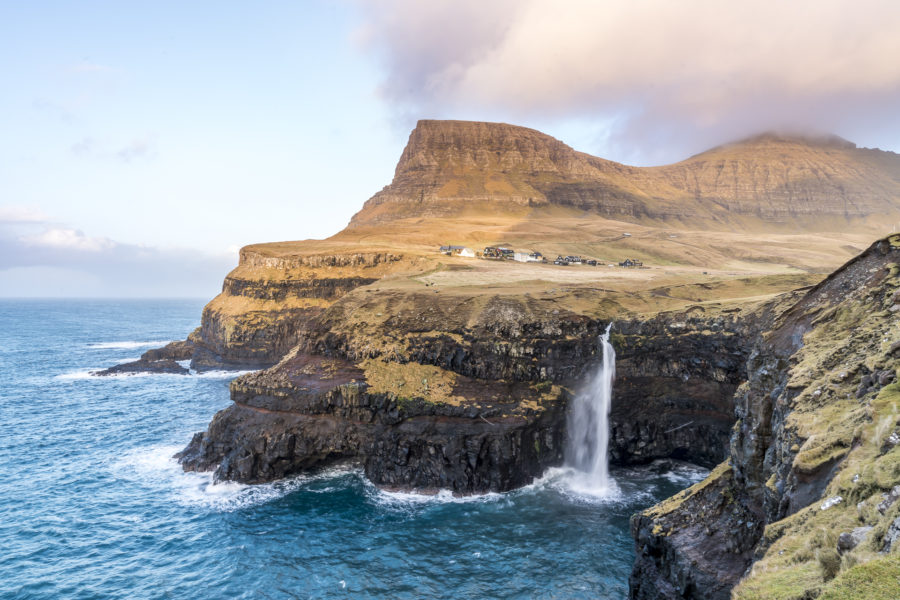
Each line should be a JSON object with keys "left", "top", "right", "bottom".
{"left": 439, "top": 245, "right": 475, "bottom": 258}
{"left": 514, "top": 251, "right": 543, "bottom": 263}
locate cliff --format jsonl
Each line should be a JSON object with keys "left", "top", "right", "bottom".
{"left": 187, "top": 247, "right": 420, "bottom": 369}
{"left": 630, "top": 235, "right": 900, "bottom": 599}
{"left": 178, "top": 264, "right": 799, "bottom": 493}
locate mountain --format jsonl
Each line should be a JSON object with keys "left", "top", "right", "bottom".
{"left": 346, "top": 120, "right": 900, "bottom": 231}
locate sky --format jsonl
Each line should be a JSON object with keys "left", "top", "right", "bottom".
{"left": 2, "top": 1, "right": 900, "bottom": 297}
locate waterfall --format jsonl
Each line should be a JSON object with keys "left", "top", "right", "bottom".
{"left": 566, "top": 323, "right": 616, "bottom": 494}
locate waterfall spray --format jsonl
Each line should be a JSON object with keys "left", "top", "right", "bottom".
{"left": 566, "top": 323, "right": 616, "bottom": 494}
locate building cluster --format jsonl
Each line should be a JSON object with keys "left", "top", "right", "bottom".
{"left": 439, "top": 245, "right": 476, "bottom": 258}
{"left": 553, "top": 255, "right": 599, "bottom": 266}
{"left": 437, "top": 246, "right": 646, "bottom": 268}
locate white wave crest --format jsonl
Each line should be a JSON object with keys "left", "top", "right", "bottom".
{"left": 53, "top": 368, "right": 253, "bottom": 381}
{"left": 526, "top": 467, "right": 627, "bottom": 504}
{"left": 54, "top": 368, "right": 96, "bottom": 381}
{"left": 86, "top": 340, "right": 174, "bottom": 349}
{"left": 660, "top": 462, "right": 710, "bottom": 486}
{"left": 111, "top": 445, "right": 361, "bottom": 512}
{"left": 110, "top": 445, "right": 296, "bottom": 511}
{"left": 191, "top": 369, "right": 254, "bottom": 379}
{"left": 368, "top": 483, "right": 504, "bottom": 508}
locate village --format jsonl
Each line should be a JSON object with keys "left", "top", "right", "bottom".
{"left": 438, "top": 245, "right": 645, "bottom": 268}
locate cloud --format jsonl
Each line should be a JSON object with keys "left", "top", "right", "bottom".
{"left": 0, "top": 214, "right": 234, "bottom": 297}
{"left": 69, "top": 136, "right": 157, "bottom": 162}
{"left": 21, "top": 227, "right": 116, "bottom": 252}
{"left": 31, "top": 98, "right": 77, "bottom": 124}
{"left": 357, "top": 0, "right": 900, "bottom": 163}
{"left": 70, "top": 137, "right": 95, "bottom": 156}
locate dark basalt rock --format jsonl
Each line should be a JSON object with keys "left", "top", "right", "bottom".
{"left": 139, "top": 339, "right": 195, "bottom": 362}
{"left": 177, "top": 302, "right": 767, "bottom": 494}
{"left": 96, "top": 337, "right": 198, "bottom": 376}
{"left": 630, "top": 464, "right": 763, "bottom": 600}
{"left": 95, "top": 358, "right": 189, "bottom": 376}
{"left": 177, "top": 354, "right": 567, "bottom": 493}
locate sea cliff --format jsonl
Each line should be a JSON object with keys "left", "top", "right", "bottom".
{"left": 176, "top": 281, "right": 775, "bottom": 493}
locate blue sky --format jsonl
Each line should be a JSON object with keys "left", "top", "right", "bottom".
{"left": 3, "top": 1, "right": 900, "bottom": 297}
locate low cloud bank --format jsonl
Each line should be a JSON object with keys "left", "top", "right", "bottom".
{"left": 0, "top": 208, "right": 235, "bottom": 297}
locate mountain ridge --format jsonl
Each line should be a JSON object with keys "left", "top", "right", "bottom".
{"left": 347, "top": 119, "right": 900, "bottom": 231}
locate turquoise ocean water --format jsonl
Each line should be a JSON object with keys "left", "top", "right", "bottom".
{"left": 0, "top": 299, "right": 705, "bottom": 599}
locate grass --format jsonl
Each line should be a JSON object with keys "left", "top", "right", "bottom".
{"left": 733, "top": 562, "right": 822, "bottom": 600}
{"left": 358, "top": 358, "right": 464, "bottom": 406}
{"left": 818, "top": 556, "right": 900, "bottom": 600}
{"left": 643, "top": 461, "right": 732, "bottom": 519}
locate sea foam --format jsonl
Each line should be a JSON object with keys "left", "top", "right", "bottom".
{"left": 111, "top": 445, "right": 305, "bottom": 512}
{"left": 86, "top": 340, "right": 174, "bottom": 350}
{"left": 53, "top": 368, "right": 253, "bottom": 381}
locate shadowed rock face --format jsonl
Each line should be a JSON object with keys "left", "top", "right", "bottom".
{"left": 629, "top": 235, "right": 900, "bottom": 599}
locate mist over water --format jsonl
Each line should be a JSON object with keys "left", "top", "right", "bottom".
{"left": 566, "top": 323, "right": 618, "bottom": 496}
{"left": 0, "top": 301, "right": 704, "bottom": 599}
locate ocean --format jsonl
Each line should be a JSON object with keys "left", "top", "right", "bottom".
{"left": 0, "top": 299, "right": 705, "bottom": 599}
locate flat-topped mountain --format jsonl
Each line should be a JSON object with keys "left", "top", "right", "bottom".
{"left": 348, "top": 120, "right": 900, "bottom": 231}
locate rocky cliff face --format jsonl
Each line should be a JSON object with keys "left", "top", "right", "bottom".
{"left": 630, "top": 235, "right": 900, "bottom": 599}
{"left": 178, "top": 276, "right": 777, "bottom": 492}
{"left": 348, "top": 120, "right": 900, "bottom": 229}
{"left": 186, "top": 249, "right": 411, "bottom": 369}
{"left": 177, "top": 353, "right": 568, "bottom": 493}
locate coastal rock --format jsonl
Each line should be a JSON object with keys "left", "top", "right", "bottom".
{"left": 882, "top": 517, "right": 900, "bottom": 553}
{"left": 177, "top": 354, "right": 566, "bottom": 493}
{"left": 94, "top": 337, "right": 197, "bottom": 376}
{"left": 95, "top": 358, "right": 189, "bottom": 376}
{"left": 630, "top": 463, "right": 762, "bottom": 600}
{"left": 178, "top": 288, "right": 775, "bottom": 493}
{"left": 837, "top": 526, "right": 872, "bottom": 554}
{"left": 139, "top": 338, "right": 195, "bottom": 362}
